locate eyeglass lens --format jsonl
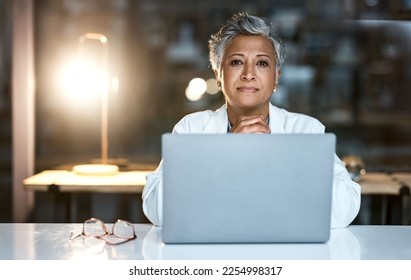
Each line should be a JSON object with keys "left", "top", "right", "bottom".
{"left": 84, "top": 219, "right": 108, "bottom": 237}
{"left": 112, "top": 220, "right": 135, "bottom": 239}
{"left": 83, "top": 218, "right": 135, "bottom": 239}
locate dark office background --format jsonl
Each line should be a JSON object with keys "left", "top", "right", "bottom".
{"left": 1, "top": 0, "right": 411, "bottom": 223}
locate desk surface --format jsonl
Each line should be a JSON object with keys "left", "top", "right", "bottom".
{"left": 1, "top": 223, "right": 410, "bottom": 260}
{"left": 23, "top": 170, "right": 150, "bottom": 193}
{"left": 359, "top": 172, "right": 411, "bottom": 195}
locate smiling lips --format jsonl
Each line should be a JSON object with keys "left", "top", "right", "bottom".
{"left": 237, "top": 86, "right": 259, "bottom": 92}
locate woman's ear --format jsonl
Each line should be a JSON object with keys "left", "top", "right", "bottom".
{"left": 275, "top": 69, "right": 281, "bottom": 85}
{"left": 273, "top": 69, "right": 281, "bottom": 92}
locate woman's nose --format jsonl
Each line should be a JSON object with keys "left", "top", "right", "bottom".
{"left": 241, "top": 64, "right": 256, "bottom": 81}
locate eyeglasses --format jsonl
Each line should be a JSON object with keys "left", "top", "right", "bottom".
{"left": 70, "top": 218, "right": 137, "bottom": 245}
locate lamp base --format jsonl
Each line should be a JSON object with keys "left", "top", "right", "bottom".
{"left": 90, "top": 158, "right": 129, "bottom": 168}
{"left": 72, "top": 164, "right": 119, "bottom": 176}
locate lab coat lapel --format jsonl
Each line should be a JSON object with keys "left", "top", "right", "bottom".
{"left": 202, "top": 105, "right": 229, "bottom": 133}
{"left": 269, "top": 103, "right": 286, "bottom": 133}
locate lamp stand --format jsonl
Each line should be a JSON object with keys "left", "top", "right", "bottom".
{"left": 72, "top": 33, "right": 118, "bottom": 176}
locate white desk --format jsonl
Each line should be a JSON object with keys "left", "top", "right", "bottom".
{"left": 1, "top": 223, "right": 411, "bottom": 260}
{"left": 23, "top": 170, "right": 152, "bottom": 222}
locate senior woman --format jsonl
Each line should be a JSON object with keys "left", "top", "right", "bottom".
{"left": 142, "top": 12, "right": 361, "bottom": 229}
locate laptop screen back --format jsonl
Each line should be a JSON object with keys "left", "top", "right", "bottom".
{"left": 161, "top": 133, "right": 335, "bottom": 243}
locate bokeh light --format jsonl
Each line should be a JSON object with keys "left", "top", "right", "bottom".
{"left": 185, "top": 77, "right": 207, "bottom": 101}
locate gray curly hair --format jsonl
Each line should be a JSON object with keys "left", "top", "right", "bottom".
{"left": 209, "top": 12, "right": 286, "bottom": 73}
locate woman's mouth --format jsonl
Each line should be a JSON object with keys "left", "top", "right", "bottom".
{"left": 237, "top": 86, "right": 258, "bottom": 93}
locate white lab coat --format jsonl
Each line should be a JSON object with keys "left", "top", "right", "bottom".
{"left": 142, "top": 103, "right": 361, "bottom": 228}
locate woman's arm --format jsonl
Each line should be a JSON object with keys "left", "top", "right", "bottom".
{"left": 330, "top": 155, "right": 361, "bottom": 228}
{"left": 142, "top": 162, "right": 164, "bottom": 226}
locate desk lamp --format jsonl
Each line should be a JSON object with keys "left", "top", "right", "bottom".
{"left": 67, "top": 33, "right": 118, "bottom": 176}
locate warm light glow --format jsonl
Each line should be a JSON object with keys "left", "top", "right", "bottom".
{"left": 206, "top": 78, "right": 219, "bottom": 95}
{"left": 111, "top": 76, "right": 119, "bottom": 93}
{"left": 59, "top": 57, "right": 109, "bottom": 98}
{"left": 80, "top": 33, "right": 108, "bottom": 44}
{"left": 185, "top": 77, "right": 207, "bottom": 101}
{"left": 100, "top": 36, "right": 108, "bottom": 44}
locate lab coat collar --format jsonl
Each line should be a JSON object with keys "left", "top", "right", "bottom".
{"left": 202, "top": 104, "right": 229, "bottom": 133}
{"left": 268, "top": 103, "right": 286, "bottom": 133}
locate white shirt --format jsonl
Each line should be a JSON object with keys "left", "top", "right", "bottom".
{"left": 142, "top": 103, "right": 361, "bottom": 228}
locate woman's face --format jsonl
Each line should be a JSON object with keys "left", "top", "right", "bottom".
{"left": 217, "top": 35, "right": 279, "bottom": 114}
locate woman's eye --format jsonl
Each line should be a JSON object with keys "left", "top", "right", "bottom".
{"left": 230, "top": 60, "right": 243, "bottom": 65}
{"left": 257, "top": 61, "right": 269, "bottom": 67}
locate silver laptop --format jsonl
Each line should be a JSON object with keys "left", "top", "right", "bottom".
{"left": 161, "top": 133, "right": 335, "bottom": 244}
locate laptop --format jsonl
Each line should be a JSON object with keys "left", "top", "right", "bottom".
{"left": 161, "top": 133, "right": 335, "bottom": 244}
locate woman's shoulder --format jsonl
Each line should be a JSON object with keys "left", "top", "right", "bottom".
{"left": 183, "top": 109, "right": 217, "bottom": 120}
{"left": 179, "top": 108, "right": 220, "bottom": 125}
{"left": 270, "top": 104, "right": 325, "bottom": 132}
{"left": 173, "top": 106, "right": 226, "bottom": 133}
